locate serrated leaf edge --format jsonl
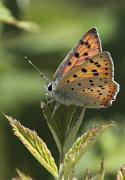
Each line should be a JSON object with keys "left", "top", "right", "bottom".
{"left": 64, "top": 123, "right": 113, "bottom": 177}
{"left": 4, "top": 114, "right": 58, "bottom": 178}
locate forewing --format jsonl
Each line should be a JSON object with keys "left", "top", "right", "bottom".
{"left": 55, "top": 27, "right": 101, "bottom": 79}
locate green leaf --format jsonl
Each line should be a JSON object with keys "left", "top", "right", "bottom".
{"left": 64, "top": 122, "right": 114, "bottom": 178}
{"left": 63, "top": 106, "right": 85, "bottom": 154}
{"left": 41, "top": 102, "right": 85, "bottom": 155}
{"left": 82, "top": 158, "right": 105, "bottom": 180}
{"left": 14, "top": 169, "right": 33, "bottom": 180}
{"left": 13, "top": 21, "right": 40, "bottom": 33}
{"left": 116, "top": 164, "right": 125, "bottom": 180}
{"left": 93, "top": 158, "right": 105, "bottom": 180}
{"left": 0, "top": 1, "right": 14, "bottom": 23}
{"left": 4, "top": 114, "right": 58, "bottom": 178}
{"left": 0, "top": 1, "right": 39, "bottom": 32}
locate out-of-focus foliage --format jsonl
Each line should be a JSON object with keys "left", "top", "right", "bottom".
{"left": 0, "top": 0, "right": 124, "bottom": 179}
{"left": 0, "top": 1, "right": 39, "bottom": 32}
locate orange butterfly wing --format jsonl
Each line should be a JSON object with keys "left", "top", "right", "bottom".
{"left": 55, "top": 27, "right": 101, "bottom": 79}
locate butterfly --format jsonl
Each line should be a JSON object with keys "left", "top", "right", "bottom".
{"left": 45, "top": 27, "right": 119, "bottom": 109}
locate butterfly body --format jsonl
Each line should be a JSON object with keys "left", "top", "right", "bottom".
{"left": 46, "top": 80, "right": 86, "bottom": 107}
{"left": 46, "top": 28, "right": 119, "bottom": 109}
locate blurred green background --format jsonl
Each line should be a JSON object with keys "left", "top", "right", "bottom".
{"left": 0, "top": 0, "right": 124, "bottom": 179}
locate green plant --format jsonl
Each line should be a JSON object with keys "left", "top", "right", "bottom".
{"left": 0, "top": 1, "right": 39, "bottom": 32}
{"left": 0, "top": 1, "right": 123, "bottom": 180}
{"left": 3, "top": 101, "right": 117, "bottom": 180}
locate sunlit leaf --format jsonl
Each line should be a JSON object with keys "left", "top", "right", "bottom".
{"left": 93, "top": 158, "right": 105, "bottom": 180}
{"left": 116, "top": 164, "right": 125, "bottom": 180}
{"left": 4, "top": 114, "right": 58, "bottom": 178}
{"left": 64, "top": 123, "right": 114, "bottom": 178}
{"left": 0, "top": 1, "right": 14, "bottom": 23}
{"left": 0, "top": 1, "right": 39, "bottom": 32}
{"left": 12, "top": 169, "right": 33, "bottom": 180}
{"left": 82, "top": 158, "right": 105, "bottom": 180}
{"left": 13, "top": 21, "right": 40, "bottom": 32}
{"left": 83, "top": 169, "right": 92, "bottom": 180}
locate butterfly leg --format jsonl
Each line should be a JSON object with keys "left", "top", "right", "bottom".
{"left": 51, "top": 103, "right": 60, "bottom": 120}
{"left": 43, "top": 95, "right": 54, "bottom": 111}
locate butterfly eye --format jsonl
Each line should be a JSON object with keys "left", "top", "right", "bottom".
{"left": 47, "top": 83, "right": 53, "bottom": 91}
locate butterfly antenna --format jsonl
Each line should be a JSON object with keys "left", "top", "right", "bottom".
{"left": 25, "top": 56, "right": 50, "bottom": 83}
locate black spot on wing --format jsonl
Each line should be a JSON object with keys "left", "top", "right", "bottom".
{"left": 74, "top": 52, "right": 79, "bottom": 58}
{"left": 81, "top": 68, "right": 87, "bottom": 73}
{"left": 78, "top": 83, "right": 82, "bottom": 86}
{"left": 89, "top": 59, "right": 94, "bottom": 63}
{"left": 91, "top": 69, "right": 97, "bottom": 72}
{"left": 83, "top": 52, "right": 88, "bottom": 56}
{"left": 79, "top": 39, "right": 84, "bottom": 45}
{"left": 73, "top": 74, "right": 78, "bottom": 78}
{"left": 93, "top": 72, "right": 99, "bottom": 76}
{"left": 67, "top": 61, "right": 72, "bottom": 66}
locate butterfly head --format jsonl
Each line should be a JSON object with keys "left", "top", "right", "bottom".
{"left": 46, "top": 80, "right": 57, "bottom": 98}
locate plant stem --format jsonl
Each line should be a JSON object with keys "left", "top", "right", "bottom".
{"left": 58, "top": 150, "right": 64, "bottom": 180}
{"left": 58, "top": 162, "right": 64, "bottom": 180}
